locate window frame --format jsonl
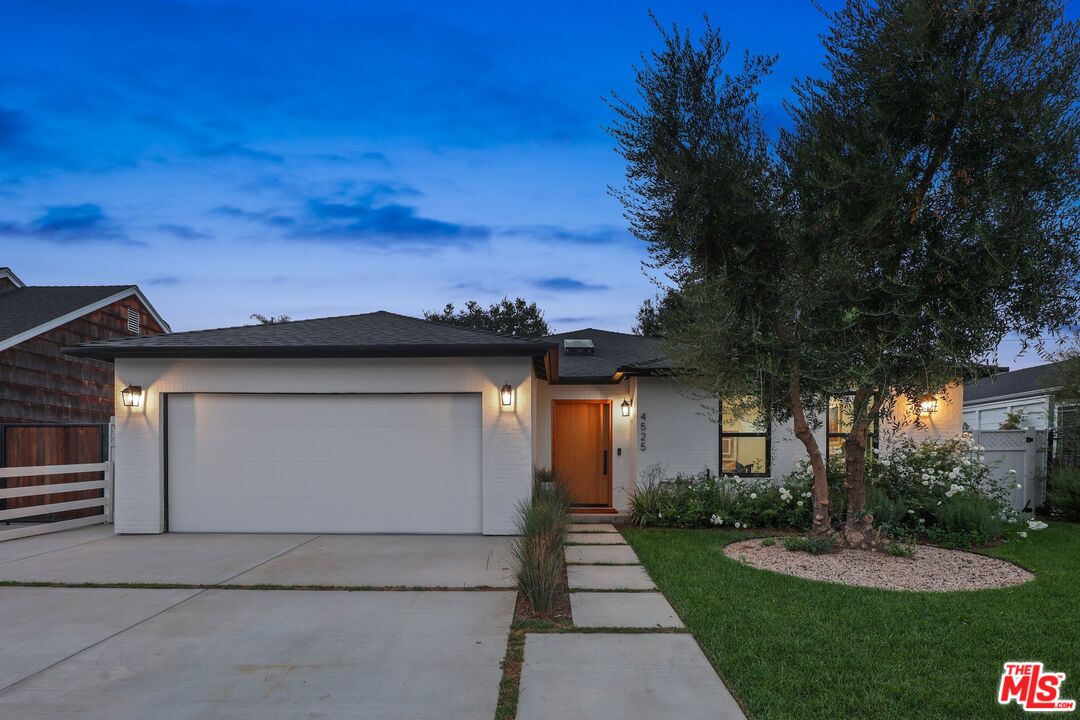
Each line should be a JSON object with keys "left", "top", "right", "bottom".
{"left": 719, "top": 399, "right": 771, "bottom": 477}
{"left": 825, "top": 393, "right": 880, "bottom": 463}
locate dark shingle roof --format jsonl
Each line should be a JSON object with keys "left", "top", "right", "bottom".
{"left": 67, "top": 311, "right": 557, "bottom": 363}
{"left": 965, "top": 361, "right": 1065, "bottom": 403}
{"left": 0, "top": 285, "right": 134, "bottom": 343}
{"left": 543, "top": 328, "right": 669, "bottom": 381}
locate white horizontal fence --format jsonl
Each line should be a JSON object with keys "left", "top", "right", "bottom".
{"left": 0, "top": 461, "right": 113, "bottom": 542}
{"left": 970, "top": 429, "right": 1048, "bottom": 512}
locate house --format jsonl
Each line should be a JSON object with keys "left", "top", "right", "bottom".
{"left": 0, "top": 267, "right": 170, "bottom": 425}
{"left": 66, "top": 313, "right": 962, "bottom": 536}
{"left": 964, "top": 362, "right": 1065, "bottom": 432}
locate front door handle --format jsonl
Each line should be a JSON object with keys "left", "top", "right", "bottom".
{"left": 603, "top": 450, "right": 608, "bottom": 475}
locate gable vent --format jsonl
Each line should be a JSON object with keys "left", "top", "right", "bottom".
{"left": 563, "top": 338, "right": 595, "bottom": 356}
{"left": 126, "top": 308, "right": 140, "bottom": 334}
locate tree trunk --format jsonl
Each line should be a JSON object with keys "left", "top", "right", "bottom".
{"left": 839, "top": 389, "right": 884, "bottom": 549}
{"left": 787, "top": 374, "right": 830, "bottom": 535}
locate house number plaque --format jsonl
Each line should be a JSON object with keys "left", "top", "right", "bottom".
{"left": 639, "top": 411, "right": 647, "bottom": 452}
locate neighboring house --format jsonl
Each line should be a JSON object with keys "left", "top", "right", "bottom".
{"left": 0, "top": 267, "right": 170, "bottom": 424}
{"left": 963, "top": 362, "right": 1065, "bottom": 432}
{"left": 67, "top": 313, "right": 962, "bottom": 536}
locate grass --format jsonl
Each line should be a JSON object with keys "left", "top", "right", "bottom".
{"left": 623, "top": 523, "right": 1080, "bottom": 720}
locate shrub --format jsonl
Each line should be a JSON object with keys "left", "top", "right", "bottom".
{"left": 510, "top": 469, "right": 571, "bottom": 614}
{"left": 628, "top": 435, "right": 1015, "bottom": 546}
{"left": 925, "top": 494, "right": 1005, "bottom": 548}
{"left": 761, "top": 537, "right": 776, "bottom": 547}
{"left": 781, "top": 535, "right": 836, "bottom": 555}
{"left": 885, "top": 542, "right": 916, "bottom": 558}
{"left": 627, "top": 465, "right": 813, "bottom": 530}
{"left": 1046, "top": 465, "right": 1080, "bottom": 521}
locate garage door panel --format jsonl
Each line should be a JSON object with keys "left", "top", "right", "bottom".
{"left": 174, "top": 394, "right": 480, "bottom": 429}
{"left": 169, "top": 425, "right": 481, "bottom": 464}
{"left": 167, "top": 393, "right": 483, "bottom": 533}
{"left": 168, "top": 459, "right": 482, "bottom": 499}
{"left": 175, "top": 496, "right": 484, "bottom": 535}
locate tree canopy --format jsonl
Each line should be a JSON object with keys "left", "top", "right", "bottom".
{"left": 610, "top": 3, "right": 1080, "bottom": 543}
{"left": 423, "top": 297, "right": 552, "bottom": 337}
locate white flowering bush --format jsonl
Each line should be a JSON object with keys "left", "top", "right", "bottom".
{"left": 867, "top": 435, "right": 1015, "bottom": 547}
{"left": 628, "top": 465, "right": 812, "bottom": 529}
{"left": 629, "top": 436, "right": 1033, "bottom": 547}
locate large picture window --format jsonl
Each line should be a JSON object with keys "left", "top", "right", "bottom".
{"left": 720, "top": 399, "right": 769, "bottom": 476}
{"left": 826, "top": 395, "right": 879, "bottom": 461}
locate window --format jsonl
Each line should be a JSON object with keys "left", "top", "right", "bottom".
{"left": 720, "top": 398, "right": 769, "bottom": 476}
{"left": 826, "top": 395, "right": 879, "bottom": 461}
{"left": 126, "top": 307, "right": 140, "bottom": 334}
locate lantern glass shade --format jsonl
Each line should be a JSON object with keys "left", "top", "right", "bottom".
{"left": 621, "top": 399, "right": 632, "bottom": 417}
{"left": 500, "top": 382, "right": 513, "bottom": 407}
{"left": 918, "top": 395, "right": 938, "bottom": 415}
{"left": 121, "top": 385, "right": 144, "bottom": 408}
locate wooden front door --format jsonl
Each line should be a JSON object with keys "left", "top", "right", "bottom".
{"left": 552, "top": 400, "right": 612, "bottom": 506}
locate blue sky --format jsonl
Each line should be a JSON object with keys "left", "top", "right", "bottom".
{"left": 0, "top": 1, "right": 1073, "bottom": 367}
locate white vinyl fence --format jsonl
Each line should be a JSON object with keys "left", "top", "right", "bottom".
{"left": 0, "top": 461, "right": 113, "bottom": 542}
{"left": 970, "top": 429, "right": 1048, "bottom": 512}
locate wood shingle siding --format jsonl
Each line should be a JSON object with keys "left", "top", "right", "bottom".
{"left": 0, "top": 298, "right": 165, "bottom": 424}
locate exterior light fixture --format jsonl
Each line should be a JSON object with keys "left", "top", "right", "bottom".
{"left": 500, "top": 382, "right": 513, "bottom": 407}
{"left": 621, "top": 398, "right": 632, "bottom": 417}
{"left": 121, "top": 385, "right": 144, "bottom": 408}
{"left": 918, "top": 395, "right": 938, "bottom": 415}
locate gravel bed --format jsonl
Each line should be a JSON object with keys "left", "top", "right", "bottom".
{"left": 724, "top": 538, "right": 1034, "bottom": 592}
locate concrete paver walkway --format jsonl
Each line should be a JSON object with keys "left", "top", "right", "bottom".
{"left": 517, "top": 634, "right": 745, "bottom": 720}
{"left": 565, "top": 544, "right": 639, "bottom": 564}
{"left": 566, "top": 532, "right": 627, "bottom": 545}
{"left": 570, "top": 591, "right": 683, "bottom": 628}
{"left": 568, "top": 564, "right": 657, "bottom": 590}
{"left": 515, "top": 526, "right": 748, "bottom": 720}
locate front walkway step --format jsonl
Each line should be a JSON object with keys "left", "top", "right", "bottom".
{"left": 567, "top": 523, "right": 618, "bottom": 533}
{"left": 568, "top": 565, "right": 655, "bottom": 590}
{"left": 516, "top": 634, "right": 746, "bottom": 720}
{"left": 566, "top": 533, "right": 627, "bottom": 546}
{"left": 565, "top": 545, "right": 639, "bottom": 565}
{"left": 570, "top": 592, "right": 684, "bottom": 628}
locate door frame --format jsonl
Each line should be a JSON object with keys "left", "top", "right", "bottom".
{"left": 551, "top": 399, "right": 613, "bottom": 508}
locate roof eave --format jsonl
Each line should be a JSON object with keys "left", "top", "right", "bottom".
{"left": 63, "top": 342, "right": 557, "bottom": 362}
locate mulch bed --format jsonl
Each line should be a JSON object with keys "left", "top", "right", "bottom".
{"left": 724, "top": 537, "right": 1035, "bottom": 592}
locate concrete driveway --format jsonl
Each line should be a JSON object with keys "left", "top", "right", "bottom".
{"left": 0, "top": 526, "right": 514, "bottom": 587}
{"left": 0, "top": 528, "right": 517, "bottom": 719}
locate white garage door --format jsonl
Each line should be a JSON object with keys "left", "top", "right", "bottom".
{"left": 167, "top": 393, "right": 482, "bottom": 533}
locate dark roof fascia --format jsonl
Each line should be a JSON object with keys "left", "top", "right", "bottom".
{"left": 64, "top": 342, "right": 557, "bottom": 362}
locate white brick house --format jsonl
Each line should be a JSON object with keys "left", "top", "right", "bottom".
{"left": 68, "top": 313, "right": 962, "bottom": 535}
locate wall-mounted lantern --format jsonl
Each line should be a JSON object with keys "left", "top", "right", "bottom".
{"left": 621, "top": 398, "right": 632, "bottom": 417}
{"left": 121, "top": 385, "right": 144, "bottom": 408}
{"left": 500, "top": 382, "right": 514, "bottom": 407}
{"left": 918, "top": 394, "right": 938, "bottom": 416}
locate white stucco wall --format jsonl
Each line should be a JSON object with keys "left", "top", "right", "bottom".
{"left": 533, "top": 378, "right": 639, "bottom": 512}
{"left": 883, "top": 382, "right": 966, "bottom": 449}
{"left": 112, "top": 356, "right": 535, "bottom": 535}
{"left": 634, "top": 377, "right": 719, "bottom": 481}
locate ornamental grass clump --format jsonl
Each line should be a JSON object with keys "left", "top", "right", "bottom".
{"left": 510, "top": 470, "right": 571, "bottom": 615}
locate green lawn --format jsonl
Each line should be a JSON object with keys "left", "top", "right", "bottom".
{"left": 623, "top": 523, "right": 1080, "bottom": 720}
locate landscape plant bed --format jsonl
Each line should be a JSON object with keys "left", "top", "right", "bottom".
{"left": 624, "top": 524, "right": 1080, "bottom": 720}
{"left": 724, "top": 537, "right": 1034, "bottom": 592}
{"left": 511, "top": 563, "right": 572, "bottom": 624}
